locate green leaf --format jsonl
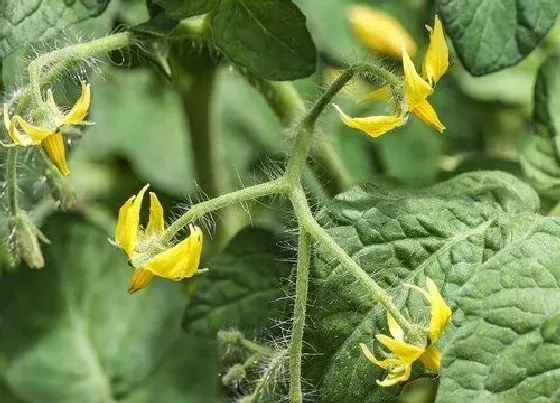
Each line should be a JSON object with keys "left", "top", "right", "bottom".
{"left": 306, "top": 171, "right": 540, "bottom": 402}
{"left": 183, "top": 227, "right": 292, "bottom": 338}
{"left": 210, "top": 0, "right": 316, "bottom": 80}
{"left": 0, "top": 0, "right": 111, "bottom": 59}
{"left": 437, "top": 0, "right": 560, "bottom": 75}
{"left": 153, "top": 0, "right": 218, "bottom": 18}
{"left": 0, "top": 214, "right": 219, "bottom": 402}
{"left": 519, "top": 55, "right": 560, "bottom": 198}
{"left": 437, "top": 216, "right": 560, "bottom": 401}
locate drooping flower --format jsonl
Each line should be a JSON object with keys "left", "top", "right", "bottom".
{"left": 334, "top": 105, "right": 405, "bottom": 138}
{"left": 360, "top": 277, "right": 452, "bottom": 387}
{"left": 336, "top": 15, "right": 449, "bottom": 137}
{"left": 114, "top": 184, "right": 204, "bottom": 294}
{"left": 2, "top": 81, "right": 91, "bottom": 175}
{"left": 349, "top": 5, "right": 417, "bottom": 59}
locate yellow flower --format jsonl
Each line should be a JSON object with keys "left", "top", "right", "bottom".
{"left": 422, "top": 15, "right": 449, "bottom": 87}
{"left": 349, "top": 5, "right": 417, "bottom": 59}
{"left": 360, "top": 277, "right": 451, "bottom": 387}
{"left": 114, "top": 184, "right": 204, "bottom": 294}
{"left": 2, "top": 81, "right": 91, "bottom": 176}
{"left": 337, "top": 15, "right": 449, "bottom": 138}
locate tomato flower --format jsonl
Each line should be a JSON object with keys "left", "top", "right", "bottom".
{"left": 360, "top": 278, "right": 452, "bottom": 387}
{"left": 2, "top": 81, "right": 91, "bottom": 176}
{"left": 114, "top": 184, "right": 204, "bottom": 294}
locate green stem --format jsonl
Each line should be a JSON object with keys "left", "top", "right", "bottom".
{"left": 289, "top": 230, "right": 311, "bottom": 403}
{"left": 22, "top": 32, "right": 136, "bottom": 111}
{"left": 6, "top": 148, "right": 18, "bottom": 215}
{"left": 243, "top": 349, "right": 288, "bottom": 403}
{"left": 289, "top": 185, "right": 421, "bottom": 343}
{"left": 161, "top": 178, "right": 287, "bottom": 243}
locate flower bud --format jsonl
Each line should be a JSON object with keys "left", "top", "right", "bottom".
{"left": 14, "top": 211, "right": 47, "bottom": 269}
{"left": 349, "top": 5, "right": 417, "bottom": 59}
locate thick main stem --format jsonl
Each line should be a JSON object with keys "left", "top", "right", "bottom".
{"left": 289, "top": 230, "right": 312, "bottom": 403}
{"left": 289, "top": 185, "right": 421, "bottom": 343}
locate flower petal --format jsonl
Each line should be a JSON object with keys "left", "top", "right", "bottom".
{"left": 411, "top": 99, "right": 445, "bottom": 133}
{"left": 349, "top": 5, "right": 417, "bottom": 59}
{"left": 144, "top": 224, "right": 203, "bottom": 280}
{"left": 42, "top": 132, "right": 70, "bottom": 176}
{"left": 128, "top": 268, "right": 155, "bottom": 294}
{"left": 376, "top": 363, "right": 412, "bottom": 387}
{"left": 403, "top": 48, "right": 433, "bottom": 111}
{"left": 359, "top": 343, "right": 401, "bottom": 370}
{"left": 334, "top": 104, "right": 403, "bottom": 138}
{"left": 422, "top": 15, "right": 449, "bottom": 87}
{"left": 63, "top": 81, "right": 91, "bottom": 125}
{"left": 425, "top": 278, "right": 452, "bottom": 343}
{"left": 376, "top": 334, "right": 424, "bottom": 364}
{"left": 146, "top": 192, "right": 165, "bottom": 236}
{"left": 418, "top": 344, "right": 441, "bottom": 372}
{"left": 387, "top": 313, "right": 404, "bottom": 341}
{"left": 115, "top": 184, "right": 149, "bottom": 258}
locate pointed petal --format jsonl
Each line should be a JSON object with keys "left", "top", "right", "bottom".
{"left": 4, "top": 105, "right": 26, "bottom": 146}
{"left": 376, "top": 334, "right": 424, "bottom": 364}
{"left": 422, "top": 15, "right": 449, "bottom": 86}
{"left": 412, "top": 99, "right": 445, "bottom": 133}
{"left": 387, "top": 313, "right": 404, "bottom": 341}
{"left": 146, "top": 192, "right": 165, "bottom": 236}
{"left": 376, "top": 363, "right": 412, "bottom": 387}
{"left": 128, "top": 268, "right": 155, "bottom": 294}
{"left": 63, "top": 81, "right": 91, "bottom": 125}
{"left": 42, "top": 132, "right": 70, "bottom": 176}
{"left": 418, "top": 344, "right": 441, "bottom": 372}
{"left": 349, "top": 5, "right": 417, "bottom": 59}
{"left": 115, "top": 184, "right": 149, "bottom": 258}
{"left": 403, "top": 48, "right": 433, "bottom": 111}
{"left": 357, "top": 86, "right": 392, "bottom": 104}
{"left": 425, "top": 278, "right": 452, "bottom": 342}
{"left": 334, "top": 104, "right": 403, "bottom": 138}
{"left": 359, "top": 343, "right": 402, "bottom": 370}
{"left": 144, "top": 224, "right": 203, "bottom": 280}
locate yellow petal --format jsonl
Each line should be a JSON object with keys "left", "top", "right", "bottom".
{"left": 144, "top": 224, "right": 203, "bottom": 280}
{"left": 387, "top": 313, "right": 404, "bottom": 341}
{"left": 411, "top": 99, "right": 445, "bottom": 133}
{"left": 418, "top": 344, "right": 441, "bottom": 372}
{"left": 146, "top": 192, "right": 165, "bottom": 236}
{"left": 3, "top": 105, "right": 26, "bottom": 146}
{"left": 425, "top": 278, "right": 452, "bottom": 343}
{"left": 128, "top": 268, "right": 155, "bottom": 294}
{"left": 115, "top": 184, "right": 149, "bottom": 258}
{"left": 334, "top": 104, "right": 404, "bottom": 138}
{"left": 376, "top": 363, "right": 412, "bottom": 387}
{"left": 42, "top": 132, "right": 70, "bottom": 176}
{"left": 376, "top": 334, "right": 424, "bottom": 364}
{"left": 359, "top": 343, "right": 400, "bottom": 370}
{"left": 403, "top": 48, "right": 433, "bottom": 111}
{"left": 422, "top": 15, "right": 449, "bottom": 87}
{"left": 357, "top": 86, "right": 393, "bottom": 104}
{"left": 349, "top": 5, "right": 417, "bottom": 59}
{"left": 63, "top": 81, "right": 91, "bottom": 125}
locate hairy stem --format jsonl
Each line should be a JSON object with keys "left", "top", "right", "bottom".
{"left": 6, "top": 148, "right": 18, "bottom": 215}
{"left": 244, "top": 349, "right": 288, "bottom": 403}
{"left": 161, "top": 178, "right": 287, "bottom": 243}
{"left": 289, "top": 230, "right": 312, "bottom": 403}
{"left": 289, "top": 185, "right": 421, "bottom": 343}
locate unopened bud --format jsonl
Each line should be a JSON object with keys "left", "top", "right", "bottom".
{"left": 221, "top": 363, "right": 246, "bottom": 387}
{"left": 14, "top": 210, "right": 48, "bottom": 269}
{"left": 349, "top": 5, "right": 417, "bottom": 59}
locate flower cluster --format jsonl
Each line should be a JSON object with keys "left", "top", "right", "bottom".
{"left": 337, "top": 15, "right": 449, "bottom": 138}
{"left": 114, "top": 184, "right": 204, "bottom": 294}
{"left": 360, "top": 278, "right": 452, "bottom": 386}
{"left": 3, "top": 81, "right": 91, "bottom": 176}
